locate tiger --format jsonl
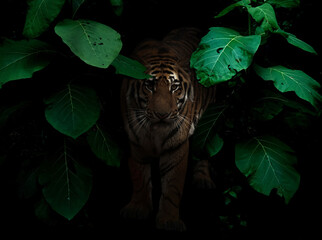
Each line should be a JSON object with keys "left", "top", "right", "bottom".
{"left": 120, "top": 28, "right": 216, "bottom": 232}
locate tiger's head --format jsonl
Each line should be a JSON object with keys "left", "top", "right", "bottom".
{"left": 139, "top": 62, "right": 194, "bottom": 128}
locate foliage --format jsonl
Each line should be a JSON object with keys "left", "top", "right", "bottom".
{"left": 191, "top": 0, "right": 321, "bottom": 203}
{"left": 0, "top": 0, "right": 320, "bottom": 226}
{"left": 0, "top": 0, "right": 146, "bottom": 221}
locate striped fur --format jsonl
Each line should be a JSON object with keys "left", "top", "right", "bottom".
{"left": 120, "top": 28, "right": 216, "bottom": 231}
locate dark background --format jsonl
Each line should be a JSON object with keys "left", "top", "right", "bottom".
{"left": 0, "top": 0, "right": 321, "bottom": 238}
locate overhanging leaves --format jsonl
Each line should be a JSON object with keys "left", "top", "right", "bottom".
{"left": 247, "top": 3, "right": 279, "bottom": 32}
{"left": 235, "top": 135, "right": 300, "bottom": 203}
{"left": 44, "top": 84, "right": 100, "bottom": 139}
{"left": 190, "top": 27, "right": 261, "bottom": 87}
{"left": 55, "top": 19, "right": 122, "bottom": 68}
{"left": 39, "top": 140, "right": 92, "bottom": 220}
{"left": 254, "top": 64, "right": 322, "bottom": 108}
{"left": 0, "top": 39, "right": 54, "bottom": 88}
{"left": 23, "top": 0, "right": 66, "bottom": 38}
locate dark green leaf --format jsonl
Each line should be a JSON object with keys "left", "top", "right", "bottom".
{"left": 111, "top": 54, "right": 150, "bottom": 79}
{"left": 44, "top": 84, "right": 100, "bottom": 139}
{"left": 266, "top": 0, "right": 300, "bottom": 8}
{"left": 69, "top": 0, "right": 85, "bottom": 18}
{"left": 215, "top": 0, "right": 250, "bottom": 18}
{"left": 191, "top": 27, "right": 261, "bottom": 87}
{"left": 0, "top": 39, "right": 54, "bottom": 88}
{"left": 254, "top": 64, "right": 322, "bottom": 108}
{"left": 87, "top": 124, "right": 121, "bottom": 167}
{"left": 110, "top": 0, "right": 123, "bottom": 16}
{"left": 235, "top": 135, "right": 300, "bottom": 203}
{"left": 23, "top": 0, "right": 66, "bottom": 38}
{"left": 39, "top": 140, "right": 92, "bottom": 220}
{"left": 274, "top": 29, "right": 317, "bottom": 54}
{"left": 55, "top": 19, "right": 122, "bottom": 68}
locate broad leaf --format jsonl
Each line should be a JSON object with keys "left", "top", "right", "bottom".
{"left": 254, "top": 65, "right": 322, "bottom": 108}
{"left": 23, "top": 0, "right": 66, "bottom": 38}
{"left": 87, "top": 124, "right": 121, "bottom": 167}
{"left": 206, "top": 133, "right": 224, "bottom": 157}
{"left": 111, "top": 54, "right": 150, "bottom": 79}
{"left": 44, "top": 84, "right": 100, "bottom": 139}
{"left": 191, "top": 27, "right": 261, "bottom": 87}
{"left": 0, "top": 39, "right": 54, "bottom": 88}
{"left": 192, "top": 104, "right": 227, "bottom": 153}
{"left": 55, "top": 19, "right": 122, "bottom": 68}
{"left": 247, "top": 3, "right": 279, "bottom": 32}
{"left": 274, "top": 29, "right": 317, "bottom": 54}
{"left": 235, "top": 135, "right": 300, "bottom": 203}
{"left": 39, "top": 140, "right": 92, "bottom": 220}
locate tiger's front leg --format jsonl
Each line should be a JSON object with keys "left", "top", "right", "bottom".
{"left": 120, "top": 147, "right": 153, "bottom": 220}
{"left": 156, "top": 141, "right": 188, "bottom": 232}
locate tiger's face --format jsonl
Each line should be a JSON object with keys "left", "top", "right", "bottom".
{"left": 141, "top": 66, "right": 193, "bottom": 127}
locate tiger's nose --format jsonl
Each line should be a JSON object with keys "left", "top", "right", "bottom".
{"left": 154, "top": 111, "right": 170, "bottom": 120}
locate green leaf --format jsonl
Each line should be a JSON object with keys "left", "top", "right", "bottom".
{"left": 0, "top": 39, "right": 54, "bottom": 88}
{"left": 214, "top": 0, "right": 250, "bottom": 18}
{"left": 44, "top": 84, "right": 100, "bottom": 139}
{"left": 235, "top": 135, "right": 300, "bottom": 203}
{"left": 192, "top": 104, "right": 227, "bottom": 153}
{"left": 111, "top": 54, "right": 150, "bottom": 79}
{"left": 206, "top": 133, "right": 224, "bottom": 157}
{"left": 55, "top": 19, "right": 122, "bottom": 68}
{"left": 254, "top": 65, "right": 322, "bottom": 108}
{"left": 23, "top": 0, "right": 66, "bottom": 38}
{"left": 39, "top": 140, "right": 92, "bottom": 220}
{"left": 87, "top": 124, "right": 121, "bottom": 167}
{"left": 191, "top": 27, "right": 261, "bottom": 87}
{"left": 274, "top": 29, "right": 317, "bottom": 54}
{"left": 247, "top": 3, "right": 279, "bottom": 32}
{"left": 266, "top": 0, "right": 300, "bottom": 8}
{"left": 69, "top": 0, "right": 85, "bottom": 18}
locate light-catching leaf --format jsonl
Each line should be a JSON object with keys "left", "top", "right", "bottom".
{"left": 247, "top": 3, "right": 279, "bottom": 32}
{"left": 235, "top": 135, "right": 300, "bottom": 203}
{"left": 44, "top": 84, "right": 100, "bottom": 139}
{"left": 0, "top": 39, "right": 54, "bottom": 88}
{"left": 111, "top": 54, "right": 150, "bottom": 79}
{"left": 55, "top": 19, "right": 122, "bottom": 68}
{"left": 87, "top": 124, "right": 121, "bottom": 167}
{"left": 23, "top": 0, "right": 66, "bottom": 38}
{"left": 39, "top": 140, "right": 92, "bottom": 220}
{"left": 254, "top": 64, "right": 322, "bottom": 108}
{"left": 191, "top": 27, "right": 261, "bottom": 87}
{"left": 274, "top": 29, "right": 317, "bottom": 54}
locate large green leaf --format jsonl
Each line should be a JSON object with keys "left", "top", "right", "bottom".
{"left": 254, "top": 65, "right": 322, "bottom": 108}
{"left": 190, "top": 27, "right": 261, "bottom": 87}
{"left": 247, "top": 3, "right": 279, "bottom": 32}
{"left": 214, "top": 0, "right": 250, "bottom": 18}
{"left": 111, "top": 54, "right": 150, "bottom": 79}
{"left": 23, "top": 0, "right": 66, "bottom": 38}
{"left": 87, "top": 124, "right": 121, "bottom": 167}
{"left": 44, "top": 84, "right": 100, "bottom": 139}
{"left": 0, "top": 39, "right": 54, "bottom": 88}
{"left": 39, "top": 140, "right": 92, "bottom": 220}
{"left": 55, "top": 19, "right": 122, "bottom": 68}
{"left": 235, "top": 135, "right": 300, "bottom": 203}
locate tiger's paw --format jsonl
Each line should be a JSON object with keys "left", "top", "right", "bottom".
{"left": 120, "top": 201, "right": 152, "bottom": 220}
{"left": 156, "top": 216, "right": 187, "bottom": 232}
